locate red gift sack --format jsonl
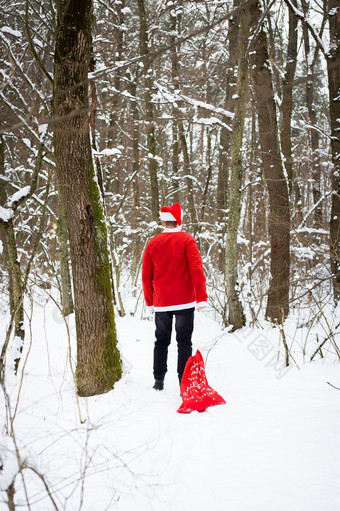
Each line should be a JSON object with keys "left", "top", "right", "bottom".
{"left": 177, "top": 349, "right": 226, "bottom": 414}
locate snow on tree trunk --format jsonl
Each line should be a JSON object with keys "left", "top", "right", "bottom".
{"left": 53, "top": 0, "right": 121, "bottom": 396}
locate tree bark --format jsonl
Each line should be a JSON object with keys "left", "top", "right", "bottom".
{"left": 281, "top": 0, "right": 298, "bottom": 191}
{"left": 216, "top": 4, "right": 239, "bottom": 270}
{"left": 53, "top": 0, "right": 121, "bottom": 396}
{"left": 56, "top": 191, "right": 74, "bottom": 317}
{"left": 327, "top": 2, "right": 340, "bottom": 300}
{"left": 250, "top": 1, "right": 291, "bottom": 323}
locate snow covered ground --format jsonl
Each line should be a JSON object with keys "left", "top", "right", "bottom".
{"left": 1, "top": 296, "right": 340, "bottom": 510}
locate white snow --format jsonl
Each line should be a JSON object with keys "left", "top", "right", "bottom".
{"left": 94, "top": 147, "right": 122, "bottom": 157}
{"left": 32, "top": 38, "right": 43, "bottom": 48}
{"left": 0, "top": 297, "right": 339, "bottom": 510}
{"left": 38, "top": 123, "right": 48, "bottom": 136}
{"left": 147, "top": 153, "right": 163, "bottom": 164}
{"left": 8, "top": 186, "right": 30, "bottom": 206}
{"left": 180, "top": 93, "right": 235, "bottom": 119}
{"left": 0, "top": 205, "right": 14, "bottom": 221}
{"left": 0, "top": 437, "right": 19, "bottom": 491}
{"left": 196, "top": 116, "right": 232, "bottom": 131}
{"left": 0, "top": 27, "right": 21, "bottom": 38}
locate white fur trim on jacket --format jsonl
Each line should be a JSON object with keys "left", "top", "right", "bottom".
{"left": 154, "top": 301, "right": 196, "bottom": 312}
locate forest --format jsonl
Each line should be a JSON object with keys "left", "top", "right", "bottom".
{"left": 0, "top": 0, "right": 340, "bottom": 510}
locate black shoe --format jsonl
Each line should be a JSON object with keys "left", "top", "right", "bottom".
{"left": 153, "top": 379, "right": 164, "bottom": 391}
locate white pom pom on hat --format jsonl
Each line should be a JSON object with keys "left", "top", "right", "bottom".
{"left": 160, "top": 202, "right": 183, "bottom": 226}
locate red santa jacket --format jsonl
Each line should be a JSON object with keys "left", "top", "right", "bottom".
{"left": 142, "top": 228, "right": 208, "bottom": 312}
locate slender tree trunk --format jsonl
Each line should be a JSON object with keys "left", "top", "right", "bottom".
{"left": 53, "top": 0, "right": 121, "bottom": 396}
{"left": 281, "top": 1, "right": 298, "bottom": 191}
{"left": 250, "top": 1, "right": 291, "bottom": 323}
{"left": 0, "top": 134, "right": 10, "bottom": 302}
{"left": 179, "top": 122, "right": 199, "bottom": 237}
{"left": 129, "top": 76, "right": 142, "bottom": 282}
{"left": 216, "top": 4, "right": 239, "bottom": 270}
{"left": 170, "top": 11, "right": 180, "bottom": 205}
{"left": 225, "top": 0, "right": 254, "bottom": 329}
{"left": 0, "top": 134, "right": 24, "bottom": 371}
{"left": 327, "top": 1, "right": 340, "bottom": 300}
{"left": 137, "top": 0, "right": 159, "bottom": 222}
{"left": 107, "top": 1, "right": 124, "bottom": 201}
{"left": 301, "top": 0, "right": 323, "bottom": 228}
{"left": 201, "top": 131, "right": 212, "bottom": 224}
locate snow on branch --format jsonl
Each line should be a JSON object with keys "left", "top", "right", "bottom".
{"left": 0, "top": 26, "right": 22, "bottom": 38}
{"left": 93, "top": 148, "right": 122, "bottom": 157}
{"left": 7, "top": 186, "right": 31, "bottom": 207}
{"left": 179, "top": 94, "right": 234, "bottom": 120}
{"left": 154, "top": 81, "right": 234, "bottom": 131}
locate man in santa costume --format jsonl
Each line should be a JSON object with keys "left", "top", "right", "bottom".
{"left": 142, "top": 202, "right": 208, "bottom": 390}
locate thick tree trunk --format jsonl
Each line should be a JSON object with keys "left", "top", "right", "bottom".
{"left": 327, "top": 2, "right": 340, "bottom": 300}
{"left": 225, "top": 0, "right": 254, "bottom": 329}
{"left": 53, "top": 0, "right": 121, "bottom": 396}
{"left": 250, "top": 1, "right": 291, "bottom": 323}
{"left": 137, "top": 0, "right": 159, "bottom": 222}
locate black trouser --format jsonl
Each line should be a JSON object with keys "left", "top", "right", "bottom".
{"left": 153, "top": 307, "right": 194, "bottom": 382}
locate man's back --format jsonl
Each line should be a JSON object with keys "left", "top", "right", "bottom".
{"left": 142, "top": 229, "right": 207, "bottom": 311}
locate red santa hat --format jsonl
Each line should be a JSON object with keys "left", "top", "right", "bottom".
{"left": 160, "top": 202, "right": 183, "bottom": 226}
